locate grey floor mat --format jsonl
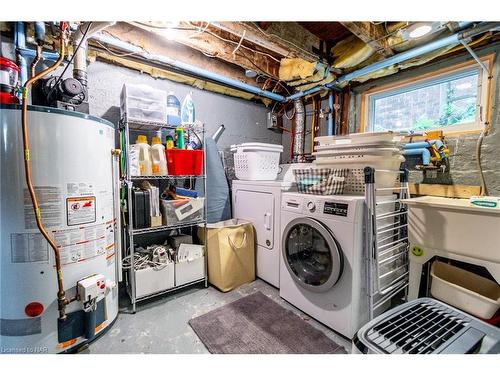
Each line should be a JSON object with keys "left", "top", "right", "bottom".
{"left": 189, "top": 291, "right": 347, "bottom": 354}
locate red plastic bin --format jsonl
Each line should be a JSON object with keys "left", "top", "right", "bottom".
{"left": 166, "top": 149, "right": 204, "bottom": 176}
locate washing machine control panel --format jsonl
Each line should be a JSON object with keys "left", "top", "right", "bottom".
{"left": 323, "top": 201, "right": 349, "bottom": 217}
{"left": 306, "top": 201, "right": 316, "bottom": 212}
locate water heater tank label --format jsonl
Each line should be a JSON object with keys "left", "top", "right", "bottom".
{"left": 24, "top": 186, "right": 63, "bottom": 229}
{"left": 66, "top": 196, "right": 96, "bottom": 226}
{"left": 10, "top": 233, "right": 49, "bottom": 263}
{"left": 66, "top": 182, "right": 95, "bottom": 197}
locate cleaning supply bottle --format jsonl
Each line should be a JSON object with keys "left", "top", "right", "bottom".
{"left": 167, "top": 91, "right": 181, "bottom": 126}
{"left": 136, "top": 135, "right": 152, "bottom": 176}
{"left": 181, "top": 91, "right": 195, "bottom": 124}
{"left": 175, "top": 127, "right": 185, "bottom": 149}
{"left": 151, "top": 136, "right": 168, "bottom": 176}
{"left": 166, "top": 134, "right": 175, "bottom": 150}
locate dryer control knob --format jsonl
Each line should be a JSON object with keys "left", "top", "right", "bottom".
{"left": 307, "top": 201, "right": 316, "bottom": 212}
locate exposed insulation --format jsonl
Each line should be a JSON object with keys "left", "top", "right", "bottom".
{"left": 89, "top": 49, "right": 272, "bottom": 107}
{"left": 279, "top": 58, "right": 317, "bottom": 81}
{"left": 332, "top": 35, "right": 376, "bottom": 69}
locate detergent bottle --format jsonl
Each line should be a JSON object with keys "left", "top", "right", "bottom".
{"left": 151, "top": 136, "right": 167, "bottom": 176}
{"left": 136, "top": 135, "right": 152, "bottom": 176}
{"left": 181, "top": 91, "right": 195, "bottom": 124}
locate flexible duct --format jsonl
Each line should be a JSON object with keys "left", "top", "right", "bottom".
{"left": 292, "top": 99, "right": 305, "bottom": 162}
{"left": 73, "top": 22, "right": 116, "bottom": 87}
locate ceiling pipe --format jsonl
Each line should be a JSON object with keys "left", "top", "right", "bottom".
{"left": 90, "top": 33, "right": 287, "bottom": 103}
{"left": 287, "top": 22, "right": 500, "bottom": 102}
{"left": 89, "top": 23, "right": 498, "bottom": 105}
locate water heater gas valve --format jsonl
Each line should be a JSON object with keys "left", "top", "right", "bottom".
{"left": 77, "top": 274, "right": 112, "bottom": 311}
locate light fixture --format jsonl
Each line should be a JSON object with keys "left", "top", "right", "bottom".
{"left": 245, "top": 69, "right": 257, "bottom": 78}
{"left": 159, "top": 21, "right": 180, "bottom": 41}
{"left": 407, "top": 23, "right": 433, "bottom": 39}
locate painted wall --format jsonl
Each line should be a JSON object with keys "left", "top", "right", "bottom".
{"left": 348, "top": 43, "right": 500, "bottom": 195}
{"left": 1, "top": 37, "right": 281, "bottom": 180}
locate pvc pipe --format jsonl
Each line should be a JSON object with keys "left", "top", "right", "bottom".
{"left": 15, "top": 22, "right": 28, "bottom": 85}
{"left": 403, "top": 148, "right": 431, "bottom": 165}
{"left": 34, "top": 22, "right": 45, "bottom": 45}
{"left": 403, "top": 140, "right": 444, "bottom": 150}
{"left": 327, "top": 91, "right": 334, "bottom": 135}
{"left": 460, "top": 40, "right": 489, "bottom": 74}
{"left": 403, "top": 141, "right": 432, "bottom": 150}
{"left": 334, "top": 22, "right": 499, "bottom": 85}
{"left": 90, "top": 22, "right": 498, "bottom": 104}
{"left": 91, "top": 33, "right": 287, "bottom": 103}
{"left": 288, "top": 22, "right": 500, "bottom": 102}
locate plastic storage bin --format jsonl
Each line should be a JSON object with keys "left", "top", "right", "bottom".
{"left": 166, "top": 149, "right": 204, "bottom": 176}
{"left": 231, "top": 142, "right": 283, "bottom": 181}
{"left": 160, "top": 198, "right": 205, "bottom": 226}
{"left": 431, "top": 261, "right": 500, "bottom": 319}
{"left": 135, "top": 263, "right": 175, "bottom": 298}
{"left": 175, "top": 245, "right": 205, "bottom": 286}
{"left": 120, "top": 84, "right": 167, "bottom": 123}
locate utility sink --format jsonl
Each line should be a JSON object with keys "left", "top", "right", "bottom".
{"left": 403, "top": 196, "right": 500, "bottom": 264}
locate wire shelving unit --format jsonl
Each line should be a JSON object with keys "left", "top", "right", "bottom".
{"left": 119, "top": 116, "right": 208, "bottom": 313}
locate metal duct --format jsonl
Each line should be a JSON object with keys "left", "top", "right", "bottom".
{"left": 293, "top": 99, "right": 305, "bottom": 162}
{"left": 73, "top": 22, "right": 116, "bottom": 87}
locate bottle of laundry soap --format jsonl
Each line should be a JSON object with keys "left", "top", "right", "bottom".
{"left": 151, "top": 136, "right": 167, "bottom": 176}
{"left": 135, "top": 135, "right": 152, "bottom": 176}
{"left": 181, "top": 91, "right": 195, "bottom": 124}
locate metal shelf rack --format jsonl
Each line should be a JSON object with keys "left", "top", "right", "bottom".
{"left": 364, "top": 166, "right": 410, "bottom": 320}
{"left": 119, "top": 116, "right": 208, "bottom": 313}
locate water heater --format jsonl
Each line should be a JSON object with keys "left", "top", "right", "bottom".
{"left": 0, "top": 105, "right": 119, "bottom": 353}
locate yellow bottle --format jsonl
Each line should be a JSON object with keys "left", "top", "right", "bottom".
{"left": 151, "top": 136, "right": 167, "bottom": 176}
{"left": 136, "top": 135, "right": 152, "bottom": 176}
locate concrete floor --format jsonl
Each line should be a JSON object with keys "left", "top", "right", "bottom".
{"left": 84, "top": 279, "right": 351, "bottom": 354}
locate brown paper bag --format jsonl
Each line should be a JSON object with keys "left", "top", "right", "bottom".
{"left": 199, "top": 219, "right": 255, "bottom": 292}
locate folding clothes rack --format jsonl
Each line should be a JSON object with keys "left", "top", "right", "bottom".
{"left": 364, "top": 166, "right": 411, "bottom": 320}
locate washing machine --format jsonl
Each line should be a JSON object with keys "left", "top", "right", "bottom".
{"left": 279, "top": 192, "right": 368, "bottom": 339}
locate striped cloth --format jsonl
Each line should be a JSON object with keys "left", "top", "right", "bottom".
{"left": 294, "top": 168, "right": 349, "bottom": 195}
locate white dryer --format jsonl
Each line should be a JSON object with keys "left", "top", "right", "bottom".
{"left": 232, "top": 180, "right": 284, "bottom": 288}
{"left": 279, "top": 192, "right": 368, "bottom": 339}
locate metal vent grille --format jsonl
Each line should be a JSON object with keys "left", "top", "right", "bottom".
{"left": 366, "top": 300, "right": 471, "bottom": 354}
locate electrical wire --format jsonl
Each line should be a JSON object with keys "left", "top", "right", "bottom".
{"left": 93, "top": 39, "right": 141, "bottom": 57}
{"left": 187, "top": 22, "right": 282, "bottom": 63}
{"left": 249, "top": 22, "right": 317, "bottom": 60}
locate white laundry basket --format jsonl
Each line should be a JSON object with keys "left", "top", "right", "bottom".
{"left": 231, "top": 143, "right": 283, "bottom": 180}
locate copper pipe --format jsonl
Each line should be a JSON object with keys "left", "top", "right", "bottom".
{"left": 30, "top": 45, "right": 42, "bottom": 78}
{"left": 21, "top": 23, "right": 69, "bottom": 320}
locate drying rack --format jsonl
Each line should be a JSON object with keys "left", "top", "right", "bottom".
{"left": 119, "top": 116, "right": 208, "bottom": 313}
{"left": 364, "top": 166, "right": 410, "bottom": 320}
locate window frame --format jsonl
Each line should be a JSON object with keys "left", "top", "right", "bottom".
{"left": 360, "top": 54, "right": 494, "bottom": 136}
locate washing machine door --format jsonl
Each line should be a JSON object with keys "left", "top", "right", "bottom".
{"left": 282, "top": 217, "right": 343, "bottom": 293}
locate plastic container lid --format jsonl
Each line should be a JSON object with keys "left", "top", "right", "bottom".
{"left": 151, "top": 136, "right": 161, "bottom": 145}
{"left": 136, "top": 135, "right": 148, "bottom": 144}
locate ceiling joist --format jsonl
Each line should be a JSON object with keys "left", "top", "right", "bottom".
{"left": 340, "top": 22, "right": 394, "bottom": 57}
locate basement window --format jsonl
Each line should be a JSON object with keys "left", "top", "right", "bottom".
{"left": 362, "top": 56, "right": 493, "bottom": 135}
